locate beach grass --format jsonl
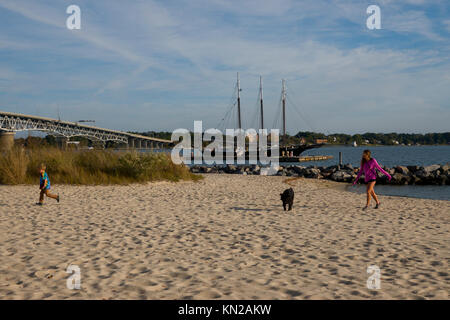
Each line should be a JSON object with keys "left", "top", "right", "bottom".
{"left": 0, "top": 146, "right": 200, "bottom": 185}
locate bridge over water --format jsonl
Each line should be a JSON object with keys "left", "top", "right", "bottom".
{"left": 0, "top": 111, "right": 172, "bottom": 151}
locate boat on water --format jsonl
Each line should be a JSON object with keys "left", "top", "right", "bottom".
{"left": 197, "top": 73, "right": 325, "bottom": 162}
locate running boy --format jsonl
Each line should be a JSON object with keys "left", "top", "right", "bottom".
{"left": 38, "top": 164, "right": 60, "bottom": 205}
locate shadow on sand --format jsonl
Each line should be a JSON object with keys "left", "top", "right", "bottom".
{"left": 230, "top": 207, "right": 265, "bottom": 212}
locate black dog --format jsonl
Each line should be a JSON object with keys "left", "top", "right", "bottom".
{"left": 280, "top": 188, "right": 294, "bottom": 211}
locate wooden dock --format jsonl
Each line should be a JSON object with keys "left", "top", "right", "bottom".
{"left": 279, "top": 155, "right": 333, "bottom": 163}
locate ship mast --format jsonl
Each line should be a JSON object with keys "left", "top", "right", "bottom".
{"left": 237, "top": 72, "right": 242, "bottom": 129}
{"left": 282, "top": 79, "right": 286, "bottom": 145}
{"left": 259, "top": 76, "right": 264, "bottom": 130}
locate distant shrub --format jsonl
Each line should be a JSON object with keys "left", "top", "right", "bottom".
{"left": 0, "top": 147, "right": 200, "bottom": 185}
{"left": 0, "top": 147, "right": 28, "bottom": 184}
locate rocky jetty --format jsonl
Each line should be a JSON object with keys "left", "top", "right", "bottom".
{"left": 190, "top": 163, "right": 450, "bottom": 185}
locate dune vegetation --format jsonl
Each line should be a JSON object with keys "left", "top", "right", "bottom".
{"left": 0, "top": 147, "right": 200, "bottom": 185}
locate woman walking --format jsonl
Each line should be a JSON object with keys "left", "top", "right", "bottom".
{"left": 352, "top": 150, "right": 391, "bottom": 210}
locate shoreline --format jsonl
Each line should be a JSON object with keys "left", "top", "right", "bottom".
{"left": 286, "top": 176, "right": 450, "bottom": 201}
{"left": 346, "top": 184, "right": 450, "bottom": 201}
{"left": 190, "top": 163, "right": 450, "bottom": 186}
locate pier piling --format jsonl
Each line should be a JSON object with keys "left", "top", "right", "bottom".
{"left": 0, "top": 131, "right": 15, "bottom": 152}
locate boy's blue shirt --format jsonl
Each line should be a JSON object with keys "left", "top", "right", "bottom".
{"left": 40, "top": 171, "right": 51, "bottom": 189}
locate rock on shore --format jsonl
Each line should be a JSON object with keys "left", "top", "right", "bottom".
{"left": 190, "top": 163, "right": 450, "bottom": 185}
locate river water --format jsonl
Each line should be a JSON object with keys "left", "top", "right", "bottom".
{"left": 157, "top": 145, "right": 450, "bottom": 201}
{"left": 302, "top": 145, "right": 450, "bottom": 201}
{"left": 300, "top": 145, "right": 450, "bottom": 168}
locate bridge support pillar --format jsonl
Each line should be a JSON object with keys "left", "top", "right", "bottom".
{"left": 128, "top": 137, "right": 135, "bottom": 149}
{"left": 135, "top": 139, "right": 142, "bottom": 149}
{"left": 0, "top": 131, "right": 15, "bottom": 152}
{"left": 56, "top": 136, "right": 68, "bottom": 149}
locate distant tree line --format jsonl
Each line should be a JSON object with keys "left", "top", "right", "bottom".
{"left": 14, "top": 131, "right": 450, "bottom": 148}
{"left": 294, "top": 132, "right": 450, "bottom": 145}
{"left": 139, "top": 131, "right": 449, "bottom": 146}
{"left": 134, "top": 131, "right": 173, "bottom": 141}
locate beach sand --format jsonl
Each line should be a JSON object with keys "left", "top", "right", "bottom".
{"left": 0, "top": 174, "right": 448, "bottom": 300}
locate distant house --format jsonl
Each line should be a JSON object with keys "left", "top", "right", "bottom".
{"left": 315, "top": 138, "right": 328, "bottom": 144}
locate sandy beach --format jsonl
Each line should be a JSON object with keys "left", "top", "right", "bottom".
{"left": 0, "top": 174, "right": 448, "bottom": 300}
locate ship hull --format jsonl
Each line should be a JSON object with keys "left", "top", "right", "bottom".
{"left": 195, "top": 143, "right": 325, "bottom": 163}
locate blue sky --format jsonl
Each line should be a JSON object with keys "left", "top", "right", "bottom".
{"left": 0, "top": 0, "right": 449, "bottom": 134}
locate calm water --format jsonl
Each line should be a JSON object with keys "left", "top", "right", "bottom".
{"left": 297, "top": 145, "right": 450, "bottom": 201}
{"left": 300, "top": 145, "right": 450, "bottom": 168}
{"left": 154, "top": 145, "right": 450, "bottom": 201}
{"left": 348, "top": 184, "right": 450, "bottom": 201}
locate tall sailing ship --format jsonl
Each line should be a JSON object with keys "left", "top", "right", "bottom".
{"left": 213, "top": 73, "right": 324, "bottom": 161}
